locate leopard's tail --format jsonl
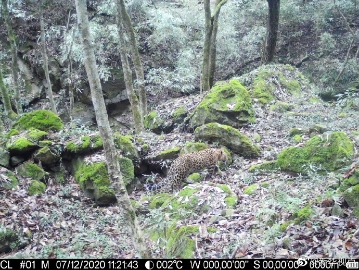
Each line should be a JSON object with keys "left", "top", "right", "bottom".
{"left": 145, "top": 182, "right": 166, "bottom": 192}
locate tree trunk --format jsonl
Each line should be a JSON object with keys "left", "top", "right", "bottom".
{"left": 40, "top": 0, "right": 57, "bottom": 114}
{"left": 74, "top": 0, "right": 149, "bottom": 258}
{"left": 0, "top": 68, "right": 16, "bottom": 120}
{"left": 209, "top": 0, "right": 221, "bottom": 88}
{"left": 201, "top": 0, "right": 227, "bottom": 92}
{"left": 262, "top": 0, "right": 280, "bottom": 64}
{"left": 1, "top": 0, "right": 22, "bottom": 113}
{"left": 115, "top": 0, "right": 144, "bottom": 133}
{"left": 117, "top": 0, "right": 147, "bottom": 117}
{"left": 200, "top": 0, "right": 212, "bottom": 93}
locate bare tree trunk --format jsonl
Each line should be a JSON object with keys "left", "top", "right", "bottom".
{"left": 1, "top": 0, "right": 22, "bottom": 113}
{"left": 117, "top": 0, "right": 147, "bottom": 117}
{"left": 0, "top": 68, "right": 16, "bottom": 120}
{"left": 115, "top": 0, "right": 144, "bottom": 133}
{"left": 261, "top": 0, "right": 280, "bottom": 64}
{"left": 209, "top": 0, "right": 221, "bottom": 88}
{"left": 75, "top": 0, "right": 149, "bottom": 258}
{"left": 40, "top": 0, "right": 57, "bottom": 114}
{"left": 201, "top": 0, "right": 227, "bottom": 92}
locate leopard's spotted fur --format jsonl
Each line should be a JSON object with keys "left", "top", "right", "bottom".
{"left": 146, "top": 148, "right": 228, "bottom": 193}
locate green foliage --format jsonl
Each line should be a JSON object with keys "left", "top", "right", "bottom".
{"left": 294, "top": 205, "right": 313, "bottom": 224}
{"left": 244, "top": 184, "right": 259, "bottom": 195}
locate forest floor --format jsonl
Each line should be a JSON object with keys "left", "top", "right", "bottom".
{"left": 1, "top": 90, "right": 359, "bottom": 259}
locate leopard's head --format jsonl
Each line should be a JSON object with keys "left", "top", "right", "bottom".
{"left": 215, "top": 148, "right": 228, "bottom": 162}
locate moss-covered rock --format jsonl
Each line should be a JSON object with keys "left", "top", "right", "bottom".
{"left": 144, "top": 110, "right": 173, "bottom": 134}
{"left": 28, "top": 180, "right": 46, "bottom": 195}
{"left": 172, "top": 106, "right": 188, "bottom": 124}
{"left": 187, "top": 173, "right": 203, "bottom": 183}
{"left": 17, "top": 162, "right": 46, "bottom": 181}
{"left": 194, "top": 123, "right": 261, "bottom": 157}
{"left": 0, "top": 147, "right": 10, "bottom": 168}
{"left": 0, "top": 226, "right": 20, "bottom": 253}
{"left": 189, "top": 79, "right": 255, "bottom": 130}
{"left": 6, "top": 137, "right": 37, "bottom": 155}
{"left": 34, "top": 146, "right": 60, "bottom": 165}
{"left": 289, "top": 128, "right": 304, "bottom": 137}
{"left": 113, "top": 133, "right": 139, "bottom": 162}
{"left": 13, "top": 110, "right": 63, "bottom": 131}
{"left": 277, "top": 132, "right": 354, "bottom": 174}
{"left": 153, "top": 147, "right": 181, "bottom": 161}
{"left": 238, "top": 64, "right": 302, "bottom": 104}
{"left": 72, "top": 159, "right": 116, "bottom": 205}
{"left": 0, "top": 168, "right": 18, "bottom": 189}
{"left": 270, "top": 101, "right": 295, "bottom": 112}
{"left": 343, "top": 185, "right": 359, "bottom": 217}
{"left": 65, "top": 134, "right": 103, "bottom": 157}
{"left": 249, "top": 161, "right": 279, "bottom": 172}
{"left": 181, "top": 142, "right": 208, "bottom": 154}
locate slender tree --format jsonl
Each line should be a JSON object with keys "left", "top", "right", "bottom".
{"left": 261, "top": 0, "right": 280, "bottom": 64}
{"left": 40, "top": 0, "right": 57, "bottom": 114}
{"left": 201, "top": 0, "right": 227, "bottom": 92}
{"left": 117, "top": 0, "right": 147, "bottom": 117}
{"left": 0, "top": 68, "right": 17, "bottom": 120}
{"left": 1, "top": 0, "right": 22, "bottom": 113}
{"left": 74, "top": 0, "right": 149, "bottom": 258}
{"left": 115, "top": 0, "right": 144, "bottom": 132}
{"left": 209, "top": 0, "right": 222, "bottom": 88}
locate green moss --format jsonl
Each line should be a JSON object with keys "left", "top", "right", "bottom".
{"left": 249, "top": 161, "right": 279, "bottom": 172}
{"left": 244, "top": 184, "right": 259, "bottom": 195}
{"left": 253, "top": 133, "right": 261, "bottom": 142}
{"left": 0, "top": 227, "right": 19, "bottom": 252}
{"left": 148, "top": 193, "right": 173, "bottom": 209}
{"left": 66, "top": 134, "right": 103, "bottom": 154}
{"left": 7, "top": 137, "right": 36, "bottom": 152}
{"left": 280, "top": 78, "right": 301, "bottom": 94}
{"left": 6, "top": 129, "right": 19, "bottom": 138}
{"left": 277, "top": 132, "right": 354, "bottom": 174}
{"left": 217, "top": 184, "right": 237, "bottom": 207}
{"left": 179, "top": 187, "right": 198, "bottom": 197}
{"left": 181, "top": 142, "right": 208, "bottom": 154}
{"left": 343, "top": 184, "right": 359, "bottom": 209}
{"left": 1, "top": 171, "right": 18, "bottom": 189}
{"left": 187, "top": 173, "right": 203, "bottom": 183}
{"left": 17, "top": 162, "right": 46, "bottom": 181}
{"left": 189, "top": 79, "right": 256, "bottom": 129}
{"left": 93, "top": 135, "right": 103, "bottom": 148}
{"left": 261, "top": 182, "right": 270, "bottom": 188}
{"left": 75, "top": 162, "right": 110, "bottom": 188}
{"left": 13, "top": 110, "right": 63, "bottom": 131}
{"left": 289, "top": 128, "right": 304, "bottom": 137}
{"left": 156, "top": 147, "right": 181, "bottom": 160}
{"left": 81, "top": 136, "right": 91, "bottom": 149}
{"left": 39, "top": 140, "right": 52, "bottom": 147}
{"left": 28, "top": 180, "right": 46, "bottom": 195}
{"left": 207, "top": 227, "right": 218, "bottom": 233}
{"left": 172, "top": 106, "right": 188, "bottom": 123}
{"left": 279, "top": 221, "right": 292, "bottom": 232}
{"left": 144, "top": 111, "right": 164, "bottom": 130}
{"left": 338, "top": 112, "right": 346, "bottom": 118}
{"left": 294, "top": 205, "right": 313, "bottom": 224}
{"left": 253, "top": 78, "right": 275, "bottom": 104}
{"left": 269, "top": 101, "right": 295, "bottom": 112}
{"left": 113, "top": 133, "right": 139, "bottom": 161}
{"left": 293, "top": 134, "right": 302, "bottom": 143}
{"left": 118, "top": 157, "right": 134, "bottom": 186}
{"left": 141, "top": 144, "right": 150, "bottom": 154}
{"left": 28, "top": 128, "right": 48, "bottom": 141}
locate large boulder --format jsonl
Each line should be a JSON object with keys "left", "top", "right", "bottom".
{"left": 13, "top": 110, "right": 63, "bottom": 131}
{"left": 194, "top": 123, "right": 261, "bottom": 157}
{"left": 188, "top": 79, "right": 255, "bottom": 130}
{"left": 277, "top": 131, "right": 354, "bottom": 174}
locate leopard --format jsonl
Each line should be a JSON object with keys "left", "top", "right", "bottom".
{"left": 146, "top": 148, "right": 228, "bottom": 193}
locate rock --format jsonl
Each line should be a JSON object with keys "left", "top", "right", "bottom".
{"left": 12, "top": 110, "right": 63, "bottom": 131}
{"left": 28, "top": 180, "right": 46, "bottom": 196}
{"left": 188, "top": 79, "right": 255, "bottom": 130}
{"left": 343, "top": 185, "right": 359, "bottom": 217}
{"left": 277, "top": 131, "right": 354, "bottom": 174}
{"left": 17, "top": 162, "right": 46, "bottom": 181}
{"left": 34, "top": 146, "right": 60, "bottom": 165}
{"left": 144, "top": 110, "right": 173, "bottom": 134}
{"left": 0, "top": 147, "right": 10, "bottom": 168}
{"left": 194, "top": 122, "right": 261, "bottom": 157}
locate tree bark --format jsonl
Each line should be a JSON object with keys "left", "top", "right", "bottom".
{"left": 0, "top": 68, "right": 17, "bottom": 120}
{"left": 1, "top": 0, "right": 22, "bottom": 113}
{"left": 201, "top": 0, "right": 227, "bottom": 92}
{"left": 117, "top": 0, "right": 147, "bottom": 117}
{"left": 74, "top": 0, "right": 149, "bottom": 258}
{"left": 261, "top": 0, "right": 280, "bottom": 64}
{"left": 115, "top": 0, "right": 144, "bottom": 133}
{"left": 40, "top": 0, "right": 57, "bottom": 114}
